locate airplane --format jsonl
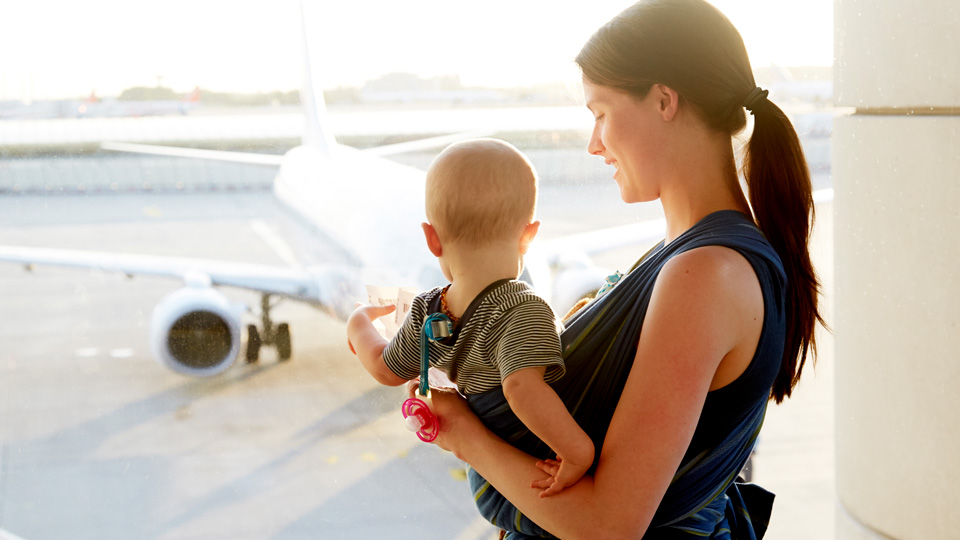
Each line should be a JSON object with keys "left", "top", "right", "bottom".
{"left": 80, "top": 87, "right": 201, "bottom": 118}
{"left": 0, "top": 5, "right": 838, "bottom": 380}
{"left": 0, "top": 3, "right": 620, "bottom": 379}
{"left": 0, "top": 95, "right": 94, "bottom": 120}
{"left": 0, "top": 88, "right": 200, "bottom": 120}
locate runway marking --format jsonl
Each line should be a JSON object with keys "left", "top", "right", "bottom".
{"left": 249, "top": 219, "right": 302, "bottom": 269}
{"left": 360, "top": 452, "right": 378, "bottom": 462}
{"left": 174, "top": 406, "right": 192, "bottom": 421}
{"left": 142, "top": 206, "right": 164, "bottom": 218}
{"left": 75, "top": 347, "right": 100, "bottom": 357}
{"left": 109, "top": 348, "right": 135, "bottom": 358}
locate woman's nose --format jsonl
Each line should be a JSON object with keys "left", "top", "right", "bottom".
{"left": 587, "top": 129, "right": 604, "bottom": 156}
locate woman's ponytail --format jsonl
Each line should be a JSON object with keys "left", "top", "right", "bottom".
{"left": 743, "top": 95, "right": 826, "bottom": 403}
{"left": 576, "top": 0, "right": 826, "bottom": 403}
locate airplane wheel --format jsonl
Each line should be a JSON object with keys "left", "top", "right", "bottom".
{"left": 277, "top": 323, "right": 292, "bottom": 361}
{"left": 246, "top": 324, "right": 261, "bottom": 363}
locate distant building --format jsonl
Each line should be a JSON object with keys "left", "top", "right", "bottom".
{"left": 359, "top": 72, "right": 508, "bottom": 105}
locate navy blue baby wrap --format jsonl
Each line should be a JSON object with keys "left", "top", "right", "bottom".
{"left": 467, "top": 210, "right": 785, "bottom": 539}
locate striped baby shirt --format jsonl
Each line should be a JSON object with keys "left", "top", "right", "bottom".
{"left": 382, "top": 279, "right": 564, "bottom": 395}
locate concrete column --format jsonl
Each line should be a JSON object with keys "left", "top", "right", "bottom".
{"left": 834, "top": 1, "right": 960, "bottom": 539}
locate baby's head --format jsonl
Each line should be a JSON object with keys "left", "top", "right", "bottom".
{"left": 425, "top": 138, "right": 538, "bottom": 249}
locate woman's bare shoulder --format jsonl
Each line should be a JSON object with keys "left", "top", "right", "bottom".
{"left": 650, "top": 245, "right": 764, "bottom": 388}
{"left": 639, "top": 245, "right": 763, "bottom": 365}
{"left": 656, "top": 244, "right": 760, "bottom": 303}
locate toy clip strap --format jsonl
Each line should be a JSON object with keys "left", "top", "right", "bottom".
{"left": 419, "top": 313, "right": 453, "bottom": 395}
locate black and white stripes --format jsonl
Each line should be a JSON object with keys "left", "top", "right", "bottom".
{"left": 383, "top": 280, "right": 564, "bottom": 395}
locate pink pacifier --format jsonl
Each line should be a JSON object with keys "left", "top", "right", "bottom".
{"left": 402, "top": 396, "right": 440, "bottom": 442}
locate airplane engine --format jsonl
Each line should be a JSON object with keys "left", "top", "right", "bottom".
{"left": 149, "top": 286, "right": 243, "bottom": 377}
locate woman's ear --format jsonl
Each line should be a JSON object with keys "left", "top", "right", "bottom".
{"left": 421, "top": 222, "right": 443, "bottom": 257}
{"left": 653, "top": 84, "right": 680, "bottom": 122}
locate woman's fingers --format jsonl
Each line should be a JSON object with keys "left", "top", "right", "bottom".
{"left": 420, "top": 386, "right": 482, "bottom": 454}
{"left": 405, "top": 379, "right": 420, "bottom": 398}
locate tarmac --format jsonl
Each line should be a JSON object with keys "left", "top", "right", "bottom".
{"left": 0, "top": 158, "right": 837, "bottom": 539}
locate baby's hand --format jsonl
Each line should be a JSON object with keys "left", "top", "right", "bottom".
{"left": 346, "top": 304, "right": 396, "bottom": 354}
{"left": 531, "top": 456, "right": 590, "bottom": 497}
{"left": 352, "top": 303, "right": 396, "bottom": 321}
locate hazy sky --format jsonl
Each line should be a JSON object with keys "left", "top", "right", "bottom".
{"left": 0, "top": 0, "right": 833, "bottom": 100}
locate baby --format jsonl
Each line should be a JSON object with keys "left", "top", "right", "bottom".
{"left": 346, "top": 138, "right": 593, "bottom": 498}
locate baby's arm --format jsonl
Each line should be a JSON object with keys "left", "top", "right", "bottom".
{"left": 346, "top": 305, "right": 407, "bottom": 386}
{"left": 502, "top": 366, "right": 595, "bottom": 498}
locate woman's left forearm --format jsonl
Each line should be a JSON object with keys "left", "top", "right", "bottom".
{"left": 456, "top": 428, "right": 611, "bottom": 539}
{"left": 438, "top": 396, "right": 636, "bottom": 540}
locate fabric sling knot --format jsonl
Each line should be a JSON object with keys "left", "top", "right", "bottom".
{"left": 468, "top": 210, "right": 784, "bottom": 539}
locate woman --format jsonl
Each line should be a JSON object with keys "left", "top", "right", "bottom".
{"left": 414, "top": 1, "right": 824, "bottom": 538}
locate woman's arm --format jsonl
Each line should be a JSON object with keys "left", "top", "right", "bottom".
{"left": 426, "top": 247, "right": 761, "bottom": 540}
{"left": 502, "top": 366, "right": 595, "bottom": 496}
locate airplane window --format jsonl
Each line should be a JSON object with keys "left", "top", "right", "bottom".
{"left": 0, "top": 1, "right": 835, "bottom": 539}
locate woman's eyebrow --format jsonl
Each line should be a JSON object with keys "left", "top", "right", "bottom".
{"left": 584, "top": 95, "right": 607, "bottom": 110}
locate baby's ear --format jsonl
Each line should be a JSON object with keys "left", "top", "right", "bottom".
{"left": 519, "top": 220, "right": 540, "bottom": 255}
{"left": 421, "top": 222, "right": 443, "bottom": 257}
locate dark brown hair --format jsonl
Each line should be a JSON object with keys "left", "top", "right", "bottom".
{"left": 576, "top": 0, "right": 824, "bottom": 403}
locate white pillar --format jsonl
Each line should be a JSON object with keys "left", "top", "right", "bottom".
{"left": 834, "top": 1, "right": 960, "bottom": 539}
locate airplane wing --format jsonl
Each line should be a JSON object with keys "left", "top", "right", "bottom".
{"left": 99, "top": 127, "right": 495, "bottom": 165}
{"left": 0, "top": 241, "right": 366, "bottom": 377}
{"left": 0, "top": 245, "right": 326, "bottom": 302}
{"left": 99, "top": 142, "right": 286, "bottom": 165}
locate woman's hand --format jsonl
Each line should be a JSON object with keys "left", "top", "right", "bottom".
{"left": 405, "top": 380, "right": 486, "bottom": 458}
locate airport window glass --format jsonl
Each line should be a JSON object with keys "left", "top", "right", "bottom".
{"left": 0, "top": 2, "right": 837, "bottom": 538}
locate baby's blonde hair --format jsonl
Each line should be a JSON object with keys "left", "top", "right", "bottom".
{"left": 425, "top": 138, "right": 538, "bottom": 246}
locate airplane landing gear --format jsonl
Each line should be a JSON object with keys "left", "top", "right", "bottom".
{"left": 276, "top": 323, "right": 291, "bottom": 361}
{"left": 246, "top": 324, "right": 261, "bottom": 363}
{"left": 245, "top": 294, "right": 292, "bottom": 363}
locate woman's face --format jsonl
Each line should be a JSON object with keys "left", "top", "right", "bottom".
{"left": 583, "top": 79, "right": 668, "bottom": 203}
